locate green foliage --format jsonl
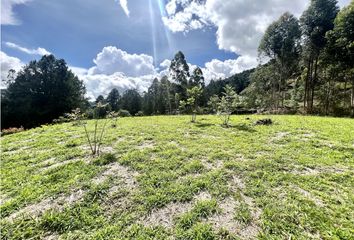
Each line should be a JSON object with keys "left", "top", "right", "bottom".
{"left": 180, "top": 86, "right": 203, "bottom": 122}
{"left": 1, "top": 55, "right": 86, "bottom": 129}
{"left": 106, "top": 88, "right": 121, "bottom": 111}
{"left": 118, "top": 109, "right": 131, "bottom": 117}
{"left": 209, "top": 85, "right": 240, "bottom": 126}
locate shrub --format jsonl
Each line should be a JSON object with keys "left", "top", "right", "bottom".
{"left": 118, "top": 109, "right": 131, "bottom": 117}
{"left": 73, "top": 104, "right": 111, "bottom": 156}
{"left": 135, "top": 111, "right": 144, "bottom": 117}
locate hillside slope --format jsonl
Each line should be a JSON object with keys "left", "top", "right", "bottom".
{"left": 1, "top": 115, "right": 354, "bottom": 239}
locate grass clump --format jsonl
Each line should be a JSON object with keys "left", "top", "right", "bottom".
{"left": 234, "top": 201, "right": 252, "bottom": 225}
{"left": 92, "top": 153, "right": 116, "bottom": 166}
{"left": 176, "top": 199, "right": 219, "bottom": 230}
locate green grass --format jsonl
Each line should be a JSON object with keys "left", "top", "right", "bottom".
{"left": 1, "top": 115, "right": 353, "bottom": 239}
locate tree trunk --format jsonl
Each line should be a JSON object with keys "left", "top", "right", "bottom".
{"left": 311, "top": 56, "right": 319, "bottom": 113}
{"left": 351, "top": 78, "right": 354, "bottom": 117}
{"left": 304, "top": 58, "right": 311, "bottom": 112}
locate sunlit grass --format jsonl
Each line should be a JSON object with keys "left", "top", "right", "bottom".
{"left": 1, "top": 115, "right": 353, "bottom": 239}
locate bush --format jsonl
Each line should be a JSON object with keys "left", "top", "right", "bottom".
{"left": 135, "top": 111, "right": 144, "bottom": 117}
{"left": 1, "top": 126, "right": 24, "bottom": 136}
{"left": 118, "top": 109, "right": 131, "bottom": 117}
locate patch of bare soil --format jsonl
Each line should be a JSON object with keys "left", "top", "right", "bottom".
{"left": 227, "top": 175, "right": 262, "bottom": 239}
{"left": 201, "top": 158, "right": 223, "bottom": 170}
{"left": 43, "top": 233, "right": 59, "bottom": 240}
{"left": 205, "top": 197, "right": 241, "bottom": 234}
{"left": 92, "top": 162, "right": 139, "bottom": 187}
{"left": 294, "top": 186, "right": 324, "bottom": 207}
{"left": 270, "top": 132, "right": 290, "bottom": 142}
{"left": 141, "top": 191, "right": 212, "bottom": 228}
{"left": 136, "top": 141, "right": 155, "bottom": 150}
{"left": 291, "top": 166, "right": 349, "bottom": 176}
{"left": 6, "top": 189, "right": 84, "bottom": 222}
{"left": 297, "top": 132, "right": 316, "bottom": 141}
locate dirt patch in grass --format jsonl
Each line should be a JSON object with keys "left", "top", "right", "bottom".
{"left": 6, "top": 189, "right": 84, "bottom": 222}
{"left": 201, "top": 158, "right": 223, "bottom": 170}
{"left": 136, "top": 141, "right": 155, "bottom": 150}
{"left": 205, "top": 197, "right": 240, "bottom": 233}
{"left": 291, "top": 166, "right": 348, "bottom": 176}
{"left": 228, "top": 175, "right": 262, "bottom": 239}
{"left": 43, "top": 233, "right": 59, "bottom": 240}
{"left": 141, "top": 191, "right": 212, "bottom": 228}
{"left": 92, "top": 162, "right": 139, "bottom": 187}
{"left": 271, "top": 132, "right": 290, "bottom": 142}
{"left": 294, "top": 186, "right": 324, "bottom": 207}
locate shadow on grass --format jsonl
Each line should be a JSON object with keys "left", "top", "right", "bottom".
{"left": 194, "top": 122, "right": 215, "bottom": 128}
{"left": 228, "top": 123, "right": 257, "bottom": 132}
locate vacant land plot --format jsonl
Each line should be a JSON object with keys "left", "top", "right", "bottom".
{"left": 1, "top": 115, "right": 353, "bottom": 239}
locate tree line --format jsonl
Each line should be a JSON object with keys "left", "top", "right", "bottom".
{"left": 245, "top": 0, "right": 353, "bottom": 116}
{"left": 1, "top": 0, "right": 352, "bottom": 129}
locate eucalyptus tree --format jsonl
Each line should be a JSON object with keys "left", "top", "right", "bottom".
{"left": 324, "top": 1, "right": 354, "bottom": 115}
{"left": 300, "top": 0, "right": 339, "bottom": 112}
{"left": 259, "top": 12, "right": 301, "bottom": 109}
{"left": 169, "top": 51, "right": 190, "bottom": 99}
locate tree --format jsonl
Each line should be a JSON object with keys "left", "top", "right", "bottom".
{"left": 300, "top": 0, "right": 339, "bottom": 112}
{"left": 324, "top": 2, "right": 354, "bottom": 115}
{"left": 96, "top": 95, "right": 105, "bottom": 104}
{"left": 106, "top": 88, "right": 121, "bottom": 111}
{"left": 259, "top": 12, "right": 301, "bottom": 109}
{"left": 180, "top": 86, "right": 203, "bottom": 122}
{"left": 190, "top": 67, "right": 205, "bottom": 88}
{"left": 120, "top": 89, "right": 142, "bottom": 115}
{"left": 1, "top": 55, "right": 86, "bottom": 129}
{"left": 208, "top": 85, "right": 240, "bottom": 127}
{"left": 169, "top": 51, "right": 190, "bottom": 99}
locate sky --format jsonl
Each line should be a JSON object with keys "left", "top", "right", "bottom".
{"left": 1, "top": 0, "right": 351, "bottom": 99}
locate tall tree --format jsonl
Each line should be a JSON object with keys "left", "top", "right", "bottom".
{"left": 1, "top": 55, "right": 86, "bottom": 129}
{"left": 259, "top": 12, "right": 301, "bottom": 109}
{"left": 190, "top": 67, "right": 205, "bottom": 88}
{"left": 324, "top": 1, "right": 354, "bottom": 115}
{"left": 300, "top": 0, "right": 339, "bottom": 112}
{"left": 96, "top": 95, "right": 105, "bottom": 104}
{"left": 169, "top": 51, "right": 190, "bottom": 99}
{"left": 120, "top": 89, "right": 142, "bottom": 115}
{"left": 106, "top": 88, "right": 121, "bottom": 111}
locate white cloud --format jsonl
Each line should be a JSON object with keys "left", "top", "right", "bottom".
{"left": 88, "top": 46, "right": 156, "bottom": 77}
{"left": 70, "top": 46, "right": 158, "bottom": 99}
{"left": 78, "top": 72, "right": 155, "bottom": 100}
{"left": 5, "top": 42, "right": 51, "bottom": 56}
{"left": 202, "top": 56, "right": 257, "bottom": 83}
{"left": 118, "top": 0, "right": 130, "bottom": 17}
{"left": 163, "top": 0, "right": 351, "bottom": 69}
{"left": 0, "top": 51, "right": 24, "bottom": 86}
{"left": 1, "top": 0, "right": 30, "bottom": 25}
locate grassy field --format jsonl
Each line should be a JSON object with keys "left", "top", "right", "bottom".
{"left": 1, "top": 115, "right": 353, "bottom": 239}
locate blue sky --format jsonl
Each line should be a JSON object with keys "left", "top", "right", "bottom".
{"left": 1, "top": 0, "right": 351, "bottom": 98}
{"left": 1, "top": 0, "right": 234, "bottom": 68}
